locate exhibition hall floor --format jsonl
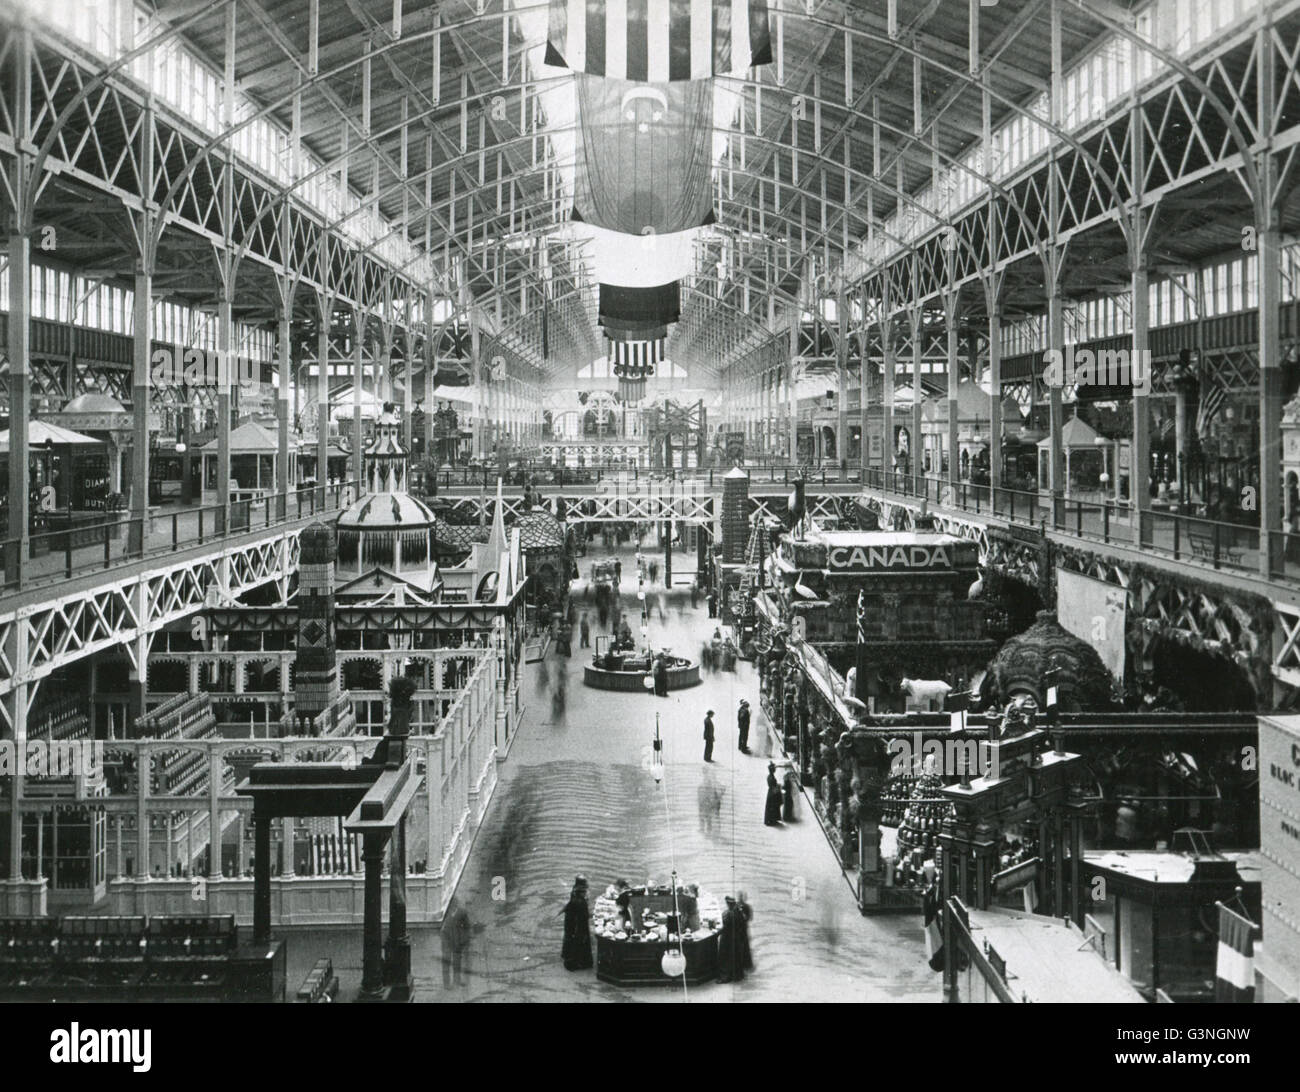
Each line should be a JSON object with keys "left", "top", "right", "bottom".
{"left": 288, "top": 548, "right": 935, "bottom": 1002}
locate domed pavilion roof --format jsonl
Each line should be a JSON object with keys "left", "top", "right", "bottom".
{"left": 984, "top": 610, "right": 1116, "bottom": 712}
{"left": 338, "top": 491, "right": 437, "bottom": 531}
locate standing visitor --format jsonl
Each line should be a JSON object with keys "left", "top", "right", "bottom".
{"left": 440, "top": 901, "right": 473, "bottom": 988}
{"left": 580, "top": 612, "right": 591, "bottom": 648}
{"left": 703, "top": 710, "right": 716, "bottom": 763}
{"left": 717, "top": 896, "right": 746, "bottom": 983}
{"left": 707, "top": 589, "right": 718, "bottom": 618}
{"left": 737, "top": 698, "right": 751, "bottom": 754}
{"left": 782, "top": 768, "right": 797, "bottom": 822}
{"left": 735, "top": 891, "right": 754, "bottom": 973}
{"left": 561, "top": 876, "right": 593, "bottom": 971}
{"left": 653, "top": 653, "right": 670, "bottom": 697}
{"left": 764, "top": 763, "right": 783, "bottom": 826}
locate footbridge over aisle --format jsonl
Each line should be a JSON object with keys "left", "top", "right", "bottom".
{"left": 856, "top": 479, "right": 1300, "bottom": 708}
{"left": 431, "top": 478, "right": 864, "bottom": 527}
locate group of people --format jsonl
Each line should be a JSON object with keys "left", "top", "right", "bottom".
{"left": 560, "top": 874, "right": 755, "bottom": 985}
{"left": 702, "top": 699, "right": 798, "bottom": 828}
{"left": 700, "top": 627, "right": 738, "bottom": 673}
{"left": 765, "top": 761, "right": 798, "bottom": 826}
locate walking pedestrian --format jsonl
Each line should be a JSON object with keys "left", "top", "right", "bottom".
{"left": 703, "top": 710, "right": 716, "bottom": 763}
{"left": 561, "top": 876, "right": 593, "bottom": 971}
{"left": 579, "top": 612, "right": 591, "bottom": 649}
{"left": 440, "top": 900, "right": 473, "bottom": 987}
{"left": 737, "top": 698, "right": 751, "bottom": 753}
{"left": 653, "top": 654, "right": 670, "bottom": 697}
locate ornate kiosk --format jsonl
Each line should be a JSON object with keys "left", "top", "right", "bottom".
{"left": 592, "top": 883, "right": 722, "bottom": 986}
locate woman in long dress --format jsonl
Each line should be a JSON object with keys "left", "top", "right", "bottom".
{"left": 561, "top": 877, "right": 593, "bottom": 971}
{"left": 782, "top": 770, "right": 797, "bottom": 822}
{"left": 717, "top": 897, "right": 746, "bottom": 983}
{"left": 764, "top": 763, "right": 784, "bottom": 826}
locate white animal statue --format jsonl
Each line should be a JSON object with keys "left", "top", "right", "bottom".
{"left": 900, "top": 677, "right": 953, "bottom": 712}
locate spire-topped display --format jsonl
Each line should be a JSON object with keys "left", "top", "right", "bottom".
{"left": 363, "top": 402, "right": 409, "bottom": 495}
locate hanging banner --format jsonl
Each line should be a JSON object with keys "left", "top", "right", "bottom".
{"left": 587, "top": 223, "right": 699, "bottom": 287}
{"left": 573, "top": 73, "right": 714, "bottom": 236}
{"left": 1055, "top": 568, "right": 1126, "bottom": 684}
{"left": 599, "top": 282, "right": 681, "bottom": 327}
{"left": 546, "top": 0, "right": 773, "bottom": 81}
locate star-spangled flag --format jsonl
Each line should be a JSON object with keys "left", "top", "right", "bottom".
{"left": 546, "top": 0, "right": 772, "bottom": 82}
{"left": 1196, "top": 364, "right": 1228, "bottom": 443}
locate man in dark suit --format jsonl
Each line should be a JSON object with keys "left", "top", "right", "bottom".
{"left": 737, "top": 699, "right": 751, "bottom": 753}
{"left": 703, "top": 710, "right": 715, "bottom": 763}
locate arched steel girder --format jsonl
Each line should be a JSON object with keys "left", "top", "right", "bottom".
{"left": 143, "top": 4, "right": 558, "bottom": 283}
{"left": 104, "top": 0, "right": 1259, "bottom": 361}
{"left": 23, "top": 0, "right": 236, "bottom": 226}
{"left": 138, "top": 1, "right": 1139, "bottom": 307}
{"left": 263, "top": 126, "right": 982, "bottom": 345}
{"left": 727, "top": 2, "right": 1262, "bottom": 303}
{"left": 231, "top": 72, "right": 1045, "bottom": 304}
{"left": 243, "top": 155, "right": 920, "bottom": 360}
{"left": 1062, "top": 0, "right": 1260, "bottom": 200}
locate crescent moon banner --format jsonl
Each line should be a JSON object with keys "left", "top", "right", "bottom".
{"left": 572, "top": 73, "right": 715, "bottom": 236}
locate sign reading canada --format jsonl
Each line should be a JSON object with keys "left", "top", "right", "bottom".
{"left": 828, "top": 544, "right": 954, "bottom": 572}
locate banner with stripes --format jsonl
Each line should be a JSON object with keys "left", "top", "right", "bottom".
{"left": 546, "top": 0, "right": 772, "bottom": 81}
{"left": 1215, "top": 901, "right": 1257, "bottom": 1002}
{"left": 608, "top": 338, "right": 665, "bottom": 369}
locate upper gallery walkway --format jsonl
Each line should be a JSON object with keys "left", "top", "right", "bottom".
{"left": 857, "top": 469, "right": 1298, "bottom": 599}
{"left": 0, "top": 482, "right": 358, "bottom": 604}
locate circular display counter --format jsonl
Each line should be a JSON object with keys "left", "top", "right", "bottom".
{"left": 583, "top": 654, "right": 700, "bottom": 692}
{"left": 592, "top": 885, "right": 722, "bottom": 987}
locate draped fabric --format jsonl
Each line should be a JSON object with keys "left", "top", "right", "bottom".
{"left": 546, "top": 0, "right": 772, "bottom": 81}
{"left": 599, "top": 282, "right": 681, "bottom": 327}
{"left": 573, "top": 73, "right": 714, "bottom": 236}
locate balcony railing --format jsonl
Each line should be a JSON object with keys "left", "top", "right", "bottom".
{"left": 0, "top": 481, "right": 358, "bottom": 596}
{"left": 860, "top": 469, "right": 1282, "bottom": 581}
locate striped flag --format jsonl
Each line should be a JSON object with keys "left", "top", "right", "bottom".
{"left": 609, "top": 338, "right": 664, "bottom": 368}
{"left": 1196, "top": 364, "right": 1228, "bottom": 443}
{"left": 1214, "top": 901, "right": 1257, "bottom": 1002}
{"left": 546, "top": 0, "right": 772, "bottom": 82}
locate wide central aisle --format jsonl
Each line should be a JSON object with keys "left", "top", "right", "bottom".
{"left": 417, "top": 548, "right": 936, "bottom": 1002}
